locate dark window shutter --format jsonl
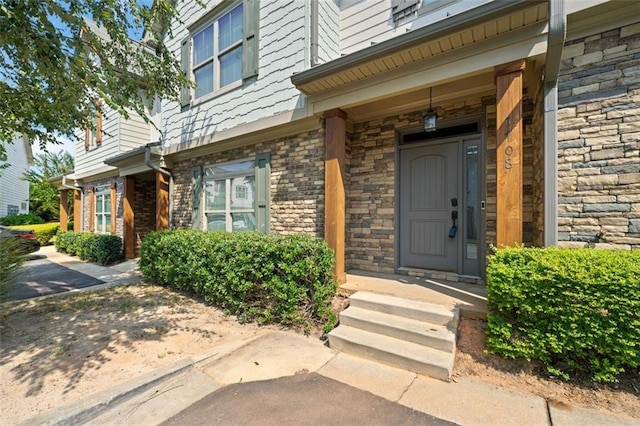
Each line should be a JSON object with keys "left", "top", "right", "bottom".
{"left": 254, "top": 153, "right": 270, "bottom": 233}
{"left": 192, "top": 166, "right": 203, "bottom": 229}
{"left": 242, "top": 0, "right": 259, "bottom": 79}
{"left": 181, "top": 37, "right": 191, "bottom": 107}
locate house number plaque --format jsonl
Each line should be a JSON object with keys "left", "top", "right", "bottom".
{"left": 504, "top": 116, "right": 514, "bottom": 170}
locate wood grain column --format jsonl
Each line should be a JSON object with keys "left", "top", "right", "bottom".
{"left": 124, "top": 176, "right": 136, "bottom": 259}
{"left": 156, "top": 171, "right": 169, "bottom": 230}
{"left": 73, "top": 189, "right": 82, "bottom": 232}
{"left": 59, "top": 189, "right": 68, "bottom": 233}
{"left": 495, "top": 59, "right": 525, "bottom": 247}
{"left": 324, "top": 108, "right": 347, "bottom": 283}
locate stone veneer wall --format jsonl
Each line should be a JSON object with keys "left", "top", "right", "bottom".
{"left": 557, "top": 22, "right": 640, "bottom": 249}
{"left": 171, "top": 129, "right": 325, "bottom": 236}
{"left": 81, "top": 176, "right": 124, "bottom": 237}
{"left": 346, "top": 95, "right": 536, "bottom": 274}
{"left": 133, "top": 179, "right": 156, "bottom": 256}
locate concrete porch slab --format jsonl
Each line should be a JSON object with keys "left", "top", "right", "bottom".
{"left": 343, "top": 270, "right": 487, "bottom": 316}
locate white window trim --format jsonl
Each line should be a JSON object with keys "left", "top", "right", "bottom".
{"left": 94, "top": 185, "right": 111, "bottom": 234}
{"left": 203, "top": 158, "right": 256, "bottom": 232}
{"left": 190, "top": 2, "right": 244, "bottom": 101}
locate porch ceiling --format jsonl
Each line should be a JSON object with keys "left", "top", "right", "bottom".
{"left": 293, "top": 1, "right": 548, "bottom": 103}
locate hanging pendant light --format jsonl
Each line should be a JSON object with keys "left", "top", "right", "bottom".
{"left": 423, "top": 87, "right": 437, "bottom": 132}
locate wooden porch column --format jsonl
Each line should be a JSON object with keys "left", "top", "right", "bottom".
{"left": 73, "top": 189, "right": 82, "bottom": 232}
{"left": 123, "top": 176, "right": 136, "bottom": 259}
{"left": 59, "top": 189, "right": 68, "bottom": 233}
{"left": 156, "top": 171, "right": 169, "bottom": 230}
{"left": 324, "top": 108, "right": 347, "bottom": 283}
{"left": 495, "top": 60, "right": 525, "bottom": 247}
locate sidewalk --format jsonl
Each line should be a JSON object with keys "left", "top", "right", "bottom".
{"left": 23, "top": 249, "right": 638, "bottom": 426}
{"left": 25, "top": 331, "right": 638, "bottom": 426}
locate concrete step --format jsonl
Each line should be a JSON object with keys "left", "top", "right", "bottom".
{"left": 327, "top": 325, "right": 454, "bottom": 381}
{"left": 339, "top": 306, "right": 455, "bottom": 353}
{"left": 348, "top": 291, "right": 457, "bottom": 327}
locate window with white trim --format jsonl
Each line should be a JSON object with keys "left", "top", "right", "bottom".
{"left": 94, "top": 185, "right": 111, "bottom": 234}
{"left": 192, "top": 4, "right": 243, "bottom": 98}
{"left": 204, "top": 159, "right": 256, "bottom": 232}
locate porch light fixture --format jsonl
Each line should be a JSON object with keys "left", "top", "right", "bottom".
{"left": 423, "top": 87, "right": 437, "bottom": 132}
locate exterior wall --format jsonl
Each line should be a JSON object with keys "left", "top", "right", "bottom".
{"left": 338, "top": 0, "right": 490, "bottom": 55}
{"left": 317, "top": 0, "right": 340, "bottom": 64}
{"left": 171, "top": 128, "right": 325, "bottom": 236}
{"left": 557, "top": 23, "right": 640, "bottom": 249}
{"left": 119, "top": 110, "right": 151, "bottom": 151}
{"left": 81, "top": 176, "right": 124, "bottom": 237}
{"left": 74, "top": 104, "right": 120, "bottom": 177}
{"left": 0, "top": 136, "right": 30, "bottom": 217}
{"left": 346, "top": 94, "right": 536, "bottom": 274}
{"left": 162, "top": 0, "right": 308, "bottom": 149}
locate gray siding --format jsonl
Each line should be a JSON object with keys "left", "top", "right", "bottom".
{"left": 74, "top": 103, "right": 119, "bottom": 177}
{"left": 119, "top": 109, "right": 151, "bottom": 151}
{"left": 161, "top": 0, "right": 308, "bottom": 148}
{"left": 317, "top": 0, "right": 340, "bottom": 64}
{"left": 0, "top": 136, "right": 30, "bottom": 217}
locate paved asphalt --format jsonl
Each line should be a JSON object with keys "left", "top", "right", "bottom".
{"left": 162, "top": 373, "right": 455, "bottom": 426}
{"left": 8, "top": 257, "right": 104, "bottom": 301}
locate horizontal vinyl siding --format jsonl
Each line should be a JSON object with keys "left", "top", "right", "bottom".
{"left": 0, "top": 137, "right": 30, "bottom": 217}
{"left": 317, "top": 0, "right": 340, "bottom": 64}
{"left": 162, "top": 0, "right": 308, "bottom": 148}
{"left": 119, "top": 110, "right": 151, "bottom": 151}
{"left": 74, "top": 104, "right": 119, "bottom": 177}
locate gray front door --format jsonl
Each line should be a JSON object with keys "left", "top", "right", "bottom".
{"left": 399, "top": 138, "right": 483, "bottom": 276}
{"left": 399, "top": 142, "right": 458, "bottom": 272}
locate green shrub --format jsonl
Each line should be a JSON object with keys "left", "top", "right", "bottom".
{"left": 67, "top": 221, "right": 74, "bottom": 231}
{"left": 486, "top": 246, "right": 640, "bottom": 383}
{"left": 54, "top": 231, "right": 123, "bottom": 265}
{"left": 139, "top": 230, "right": 337, "bottom": 331}
{"left": 0, "top": 213, "right": 45, "bottom": 226}
{"left": 0, "top": 229, "right": 27, "bottom": 302}
{"left": 12, "top": 223, "right": 59, "bottom": 245}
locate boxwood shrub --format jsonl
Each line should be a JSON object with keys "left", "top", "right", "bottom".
{"left": 139, "top": 230, "right": 338, "bottom": 331}
{"left": 0, "top": 213, "right": 45, "bottom": 226}
{"left": 486, "top": 247, "right": 640, "bottom": 383}
{"left": 55, "top": 231, "right": 123, "bottom": 265}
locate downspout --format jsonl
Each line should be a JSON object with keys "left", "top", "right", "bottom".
{"left": 310, "top": 0, "right": 319, "bottom": 67}
{"left": 543, "top": 0, "right": 566, "bottom": 246}
{"left": 145, "top": 144, "right": 174, "bottom": 229}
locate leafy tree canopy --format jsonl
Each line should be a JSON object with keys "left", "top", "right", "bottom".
{"left": 24, "top": 150, "right": 74, "bottom": 221}
{"left": 0, "top": 0, "right": 188, "bottom": 159}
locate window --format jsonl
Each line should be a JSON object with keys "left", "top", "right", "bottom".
{"left": 181, "top": 0, "right": 259, "bottom": 106}
{"left": 94, "top": 186, "right": 111, "bottom": 234}
{"left": 85, "top": 100, "right": 102, "bottom": 150}
{"left": 192, "top": 153, "right": 270, "bottom": 233}
{"left": 204, "top": 159, "right": 256, "bottom": 232}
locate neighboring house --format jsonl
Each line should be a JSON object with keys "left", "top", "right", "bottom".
{"left": 58, "top": 0, "right": 640, "bottom": 283}
{"left": 0, "top": 135, "right": 32, "bottom": 218}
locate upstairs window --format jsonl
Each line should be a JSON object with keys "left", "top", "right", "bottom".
{"left": 84, "top": 100, "right": 102, "bottom": 150}
{"left": 181, "top": 0, "right": 259, "bottom": 106}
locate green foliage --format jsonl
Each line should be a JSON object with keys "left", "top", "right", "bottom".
{"left": 0, "top": 1, "right": 191, "bottom": 155}
{"left": 139, "top": 230, "right": 338, "bottom": 330}
{"left": 55, "top": 231, "right": 122, "bottom": 265}
{"left": 12, "top": 223, "right": 60, "bottom": 245}
{"left": 0, "top": 213, "right": 44, "bottom": 226}
{"left": 23, "top": 151, "right": 74, "bottom": 221}
{"left": 0, "top": 229, "right": 27, "bottom": 302}
{"left": 486, "top": 247, "right": 640, "bottom": 383}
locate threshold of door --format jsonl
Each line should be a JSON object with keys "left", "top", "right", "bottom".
{"left": 396, "top": 267, "right": 484, "bottom": 286}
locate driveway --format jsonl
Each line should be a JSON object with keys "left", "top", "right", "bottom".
{"left": 7, "top": 256, "right": 105, "bottom": 301}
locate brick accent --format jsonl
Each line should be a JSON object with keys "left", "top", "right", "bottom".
{"left": 557, "top": 23, "right": 640, "bottom": 249}
{"left": 133, "top": 178, "right": 156, "bottom": 255}
{"left": 171, "top": 129, "right": 325, "bottom": 237}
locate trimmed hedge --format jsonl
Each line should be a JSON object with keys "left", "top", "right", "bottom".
{"left": 139, "top": 230, "right": 338, "bottom": 331}
{"left": 0, "top": 213, "right": 44, "bottom": 226}
{"left": 12, "top": 223, "right": 60, "bottom": 245}
{"left": 55, "top": 231, "right": 123, "bottom": 265}
{"left": 486, "top": 247, "right": 640, "bottom": 383}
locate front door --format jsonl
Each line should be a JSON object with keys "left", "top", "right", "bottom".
{"left": 399, "top": 138, "right": 482, "bottom": 276}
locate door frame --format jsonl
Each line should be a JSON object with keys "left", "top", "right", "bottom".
{"left": 394, "top": 114, "right": 487, "bottom": 279}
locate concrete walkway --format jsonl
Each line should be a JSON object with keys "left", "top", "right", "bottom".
{"left": 19, "top": 250, "right": 639, "bottom": 426}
